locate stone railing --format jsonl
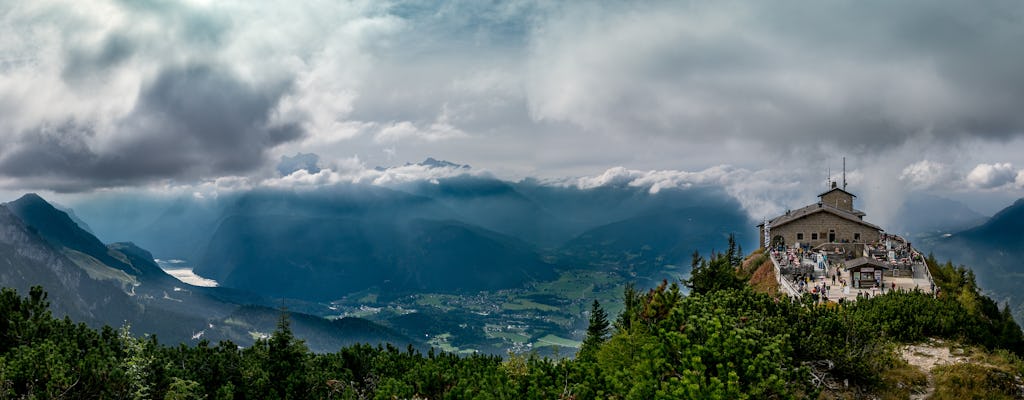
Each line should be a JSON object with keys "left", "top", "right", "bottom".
{"left": 768, "top": 252, "right": 802, "bottom": 298}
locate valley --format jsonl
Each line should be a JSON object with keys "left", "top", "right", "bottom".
{"left": 49, "top": 171, "right": 753, "bottom": 355}
{"left": 8, "top": 166, "right": 1024, "bottom": 359}
{"left": 323, "top": 269, "right": 633, "bottom": 356}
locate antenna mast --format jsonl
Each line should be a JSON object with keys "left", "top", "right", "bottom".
{"left": 842, "top": 157, "right": 847, "bottom": 190}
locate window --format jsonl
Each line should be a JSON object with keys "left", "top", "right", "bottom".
{"left": 797, "top": 233, "right": 804, "bottom": 240}
{"left": 854, "top": 233, "right": 861, "bottom": 241}
{"left": 811, "top": 233, "right": 818, "bottom": 240}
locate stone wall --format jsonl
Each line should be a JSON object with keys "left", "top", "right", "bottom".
{"left": 820, "top": 191, "right": 854, "bottom": 212}
{"left": 761, "top": 212, "right": 880, "bottom": 247}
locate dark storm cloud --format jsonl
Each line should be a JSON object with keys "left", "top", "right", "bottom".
{"left": 61, "top": 33, "right": 137, "bottom": 83}
{"left": 0, "top": 64, "right": 301, "bottom": 191}
{"left": 4, "top": 0, "right": 1024, "bottom": 193}
{"left": 525, "top": 0, "right": 1024, "bottom": 152}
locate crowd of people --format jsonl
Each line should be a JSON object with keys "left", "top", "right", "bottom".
{"left": 768, "top": 235, "right": 934, "bottom": 303}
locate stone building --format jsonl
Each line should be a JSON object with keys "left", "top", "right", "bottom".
{"left": 759, "top": 182, "right": 882, "bottom": 248}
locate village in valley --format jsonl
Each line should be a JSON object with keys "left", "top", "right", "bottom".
{"left": 759, "top": 160, "right": 936, "bottom": 303}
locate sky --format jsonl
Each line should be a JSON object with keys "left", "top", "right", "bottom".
{"left": 2, "top": 0, "right": 1024, "bottom": 223}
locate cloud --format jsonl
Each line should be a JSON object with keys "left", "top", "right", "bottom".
{"left": 526, "top": 1, "right": 1024, "bottom": 150}
{"left": 4, "top": 0, "right": 1024, "bottom": 195}
{"left": 276, "top": 153, "right": 321, "bottom": 176}
{"left": 0, "top": 0, "right": 387, "bottom": 191}
{"left": 0, "top": 63, "right": 301, "bottom": 191}
{"left": 565, "top": 165, "right": 806, "bottom": 219}
{"left": 264, "top": 156, "right": 489, "bottom": 189}
{"left": 374, "top": 115, "right": 469, "bottom": 143}
{"left": 966, "top": 163, "right": 1019, "bottom": 189}
{"left": 900, "top": 160, "right": 952, "bottom": 189}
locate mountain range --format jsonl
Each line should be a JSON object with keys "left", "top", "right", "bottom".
{"left": 67, "top": 170, "right": 756, "bottom": 303}
{"left": 5, "top": 160, "right": 1024, "bottom": 354}
{"left": 0, "top": 165, "right": 758, "bottom": 352}
{"left": 924, "top": 197, "right": 1024, "bottom": 323}
{"left": 890, "top": 192, "right": 989, "bottom": 239}
{"left": 0, "top": 194, "right": 412, "bottom": 352}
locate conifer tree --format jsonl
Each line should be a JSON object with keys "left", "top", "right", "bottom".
{"left": 614, "top": 284, "right": 640, "bottom": 332}
{"left": 684, "top": 251, "right": 744, "bottom": 295}
{"left": 579, "top": 300, "right": 611, "bottom": 362}
{"left": 268, "top": 312, "right": 310, "bottom": 398}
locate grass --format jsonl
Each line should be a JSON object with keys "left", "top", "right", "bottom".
{"left": 533, "top": 334, "right": 581, "bottom": 349}
{"left": 357, "top": 292, "right": 378, "bottom": 303}
{"left": 748, "top": 257, "right": 780, "bottom": 295}
{"left": 533, "top": 270, "right": 620, "bottom": 300}
{"left": 415, "top": 294, "right": 453, "bottom": 310}
{"left": 930, "top": 363, "right": 1020, "bottom": 399}
{"left": 486, "top": 331, "right": 531, "bottom": 343}
{"left": 222, "top": 318, "right": 251, "bottom": 329}
{"left": 876, "top": 359, "right": 929, "bottom": 400}
{"left": 927, "top": 346, "right": 1024, "bottom": 400}
{"left": 63, "top": 248, "right": 139, "bottom": 286}
{"left": 501, "top": 299, "right": 559, "bottom": 312}
{"left": 427, "top": 333, "right": 464, "bottom": 353}
{"left": 345, "top": 309, "right": 379, "bottom": 318}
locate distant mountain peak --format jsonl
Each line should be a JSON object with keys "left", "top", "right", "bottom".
{"left": 6, "top": 193, "right": 128, "bottom": 270}
{"left": 9, "top": 193, "right": 70, "bottom": 224}
{"left": 413, "top": 158, "right": 470, "bottom": 170}
{"left": 14, "top": 192, "right": 49, "bottom": 206}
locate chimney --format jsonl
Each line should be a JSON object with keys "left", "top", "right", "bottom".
{"left": 831, "top": 181, "right": 837, "bottom": 189}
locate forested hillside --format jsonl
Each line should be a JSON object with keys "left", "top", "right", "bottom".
{"left": 3, "top": 241, "right": 1023, "bottom": 399}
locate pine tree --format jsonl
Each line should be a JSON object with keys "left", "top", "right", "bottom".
{"left": 586, "top": 300, "right": 610, "bottom": 342}
{"left": 578, "top": 300, "right": 611, "bottom": 361}
{"left": 614, "top": 284, "right": 640, "bottom": 332}
{"left": 267, "top": 312, "right": 310, "bottom": 399}
{"left": 684, "top": 251, "right": 744, "bottom": 295}
{"left": 121, "top": 323, "right": 154, "bottom": 400}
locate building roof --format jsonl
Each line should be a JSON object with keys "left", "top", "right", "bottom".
{"left": 844, "top": 257, "right": 889, "bottom": 270}
{"left": 818, "top": 187, "right": 857, "bottom": 199}
{"left": 760, "top": 202, "right": 882, "bottom": 231}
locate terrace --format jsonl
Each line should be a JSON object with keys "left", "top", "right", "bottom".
{"left": 768, "top": 233, "right": 936, "bottom": 303}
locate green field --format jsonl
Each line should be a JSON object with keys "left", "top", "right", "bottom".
{"left": 501, "top": 299, "right": 559, "bottom": 312}
{"left": 485, "top": 330, "right": 531, "bottom": 343}
{"left": 357, "top": 292, "right": 378, "bottom": 303}
{"left": 415, "top": 294, "right": 453, "bottom": 310}
{"left": 533, "top": 270, "right": 622, "bottom": 300}
{"left": 533, "top": 334, "right": 581, "bottom": 349}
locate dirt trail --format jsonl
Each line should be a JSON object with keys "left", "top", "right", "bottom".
{"left": 901, "top": 340, "right": 967, "bottom": 400}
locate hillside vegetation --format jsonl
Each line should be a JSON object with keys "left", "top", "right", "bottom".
{"left": 2, "top": 240, "right": 1023, "bottom": 399}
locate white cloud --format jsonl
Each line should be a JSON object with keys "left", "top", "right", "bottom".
{"left": 263, "top": 156, "right": 486, "bottom": 189}
{"left": 374, "top": 108, "right": 469, "bottom": 143}
{"left": 900, "top": 160, "right": 951, "bottom": 189}
{"left": 966, "top": 163, "right": 1018, "bottom": 189}
{"left": 568, "top": 165, "right": 805, "bottom": 220}
{"left": 271, "top": 13, "right": 404, "bottom": 144}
